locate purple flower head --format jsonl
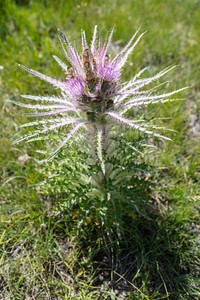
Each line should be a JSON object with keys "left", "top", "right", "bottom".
{"left": 11, "top": 26, "right": 187, "bottom": 162}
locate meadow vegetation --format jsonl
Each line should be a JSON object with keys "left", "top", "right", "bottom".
{"left": 0, "top": 0, "right": 199, "bottom": 299}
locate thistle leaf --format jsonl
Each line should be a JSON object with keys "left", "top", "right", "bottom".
{"left": 53, "top": 55, "right": 69, "bottom": 73}
{"left": 47, "top": 121, "right": 87, "bottom": 161}
{"left": 19, "top": 64, "right": 67, "bottom": 92}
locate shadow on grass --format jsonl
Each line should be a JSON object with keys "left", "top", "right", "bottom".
{"left": 71, "top": 183, "right": 198, "bottom": 299}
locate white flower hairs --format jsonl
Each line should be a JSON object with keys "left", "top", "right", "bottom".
{"left": 11, "top": 26, "right": 186, "bottom": 164}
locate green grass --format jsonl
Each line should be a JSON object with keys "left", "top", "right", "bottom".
{"left": 0, "top": 0, "right": 200, "bottom": 299}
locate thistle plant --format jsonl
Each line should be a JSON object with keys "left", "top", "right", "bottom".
{"left": 12, "top": 26, "right": 185, "bottom": 173}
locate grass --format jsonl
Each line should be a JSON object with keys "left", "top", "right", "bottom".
{"left": 0, "top": 0, "right": 200, "bottom": 299}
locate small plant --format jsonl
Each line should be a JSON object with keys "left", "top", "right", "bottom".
{"left": 10, "top": 26, "right": 188, "bottom": 238}
{"left": 11, "top": 26, "right": 186, "bottom": 171}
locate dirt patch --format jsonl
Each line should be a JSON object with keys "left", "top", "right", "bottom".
{"left": 187, "top": 99, "right": 200, "bottom": 138}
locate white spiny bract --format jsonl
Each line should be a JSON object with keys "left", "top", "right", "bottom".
{"left": 12, "top": 26, "right": 186, "bottom": 162}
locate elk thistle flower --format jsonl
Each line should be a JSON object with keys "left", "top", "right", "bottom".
{"left": 12, "top": 26, "right": 186, "bottom": 167}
